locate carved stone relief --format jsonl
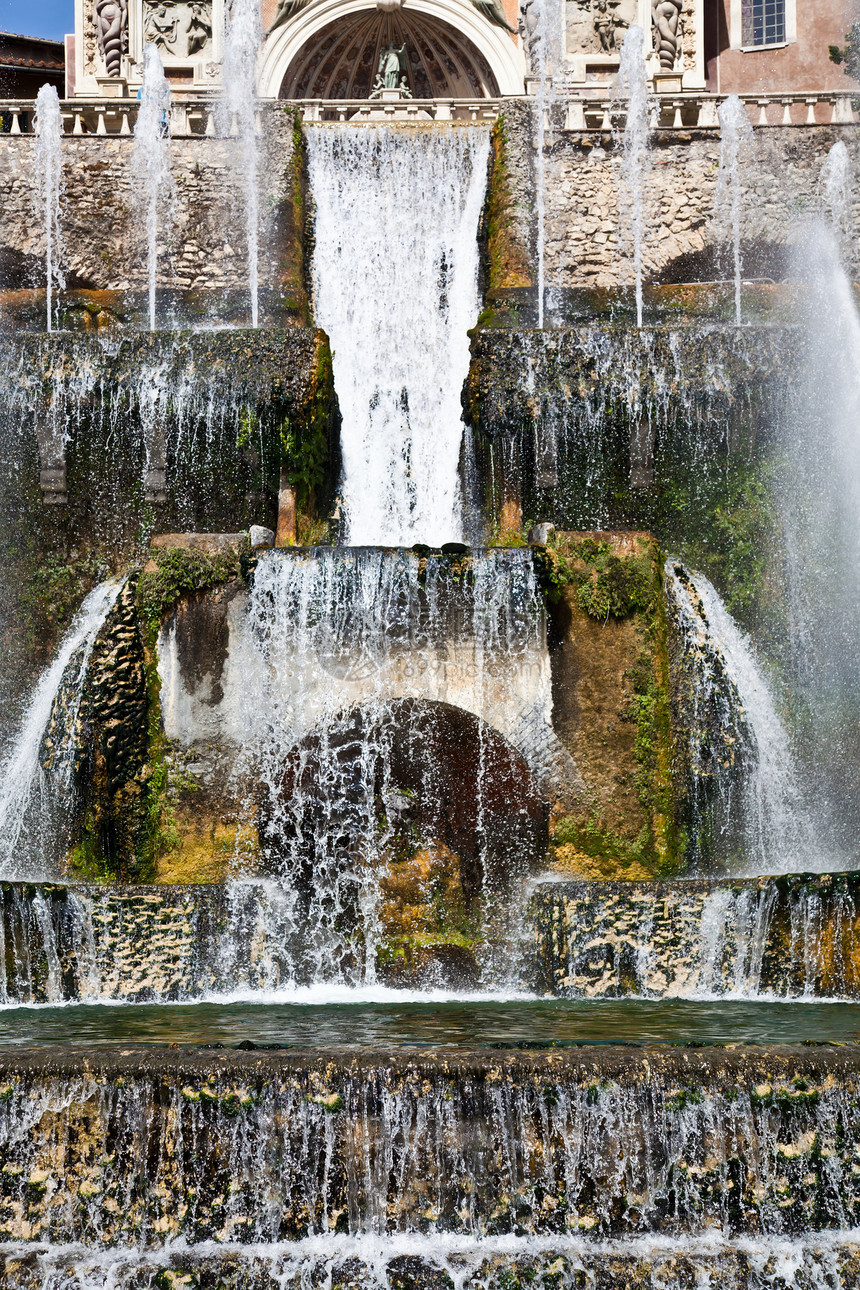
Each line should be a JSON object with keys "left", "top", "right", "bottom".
{"left": 652, "top": 0, "right": 682, "bottom": 68}
{"left": 565, "top": 0, "right": 638, "bottom": 58}
{"left": 94, "top": 0, "right": 129, "bottom": 77}
{"left": 142, "top": 0, "right": 213, "bottom": 60}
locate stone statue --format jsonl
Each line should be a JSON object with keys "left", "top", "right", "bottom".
{"left": 378, "top": 43, "right": 406, "bottom": 90}
{"left": 94, "top": 0, "right": 128, "bottom": 78}
{"left": 471, "top": 0, "right": 516, "bottom": 33}
{"left": 145, "top": 3, "right": 180, "bottom": 51}
{"left": 268, "top": 0, "right": 311, "bottom": 33}
{"left": 592, "top": 0, "right": 615, "bottom": 51}
{"left": 652, "top": 0, "right": 682, "bottom": 68}
{"left": 186, "top": 2, "right": 212, "bottom": 55}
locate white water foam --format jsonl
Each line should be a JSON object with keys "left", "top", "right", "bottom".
{"left": 6, "top": 1229, "right": 860, "bottom": 1289}
{"left": 305, "top": 124, "right": 490, "bottom": 545}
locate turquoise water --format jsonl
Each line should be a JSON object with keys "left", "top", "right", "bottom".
{"left": 1, "top": 996, "right": 859, "bottom": 1047}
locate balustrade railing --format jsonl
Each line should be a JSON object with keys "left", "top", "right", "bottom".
{"left": 0, "top": 89, "right": 854, "bottom": 138}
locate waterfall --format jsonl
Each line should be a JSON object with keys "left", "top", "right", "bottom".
{"left": 0, "top": 581, "right": 121, "bottom": 881}
{"left": 612, "top": 27, "right": 651, "bottom": 328}
{"left": 1, "top": 1048, "right": 860, "bottom": 1250}
{"left": 716, "top": 94, "right": 752, "bottom": 326}
{"left": 305, "top": 124, "right": 490, "bottom": 545}
{"left": 238, "top": 547, "right": 548, "bottom": 985}
{"left": 666, "top": 562, "right": 815, "bottom": 874}
{"left": 221, "top": 0, "right": 262, "bottom": 328}
{"left": 132, "top": 45, "right": 172, "bottom": 332}
{"left": 531, "top": 873, "right": 860, "bottom": 999}
{"left": 33, "top": 85, "right": 64, "bottom": 334}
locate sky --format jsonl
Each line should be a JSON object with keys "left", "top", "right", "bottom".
{"left": 1, "top": 0, "right": 73, "bottom": 39}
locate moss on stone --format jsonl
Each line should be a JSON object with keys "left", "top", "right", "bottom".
{"left": 137, "top": 547, "right": 244, "bottom": 631}
{"left": 483, "top": 115, "right": 532, "bottom": 298}
{"left": 542, "top": 532, "right": 682, "bottom": 879}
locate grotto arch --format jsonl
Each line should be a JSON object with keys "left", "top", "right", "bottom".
{"left": 258, "top": 698, "right": 550, "bottom": 909}
{"left": 259, "top": 0, "right": 526, "bottom": 99}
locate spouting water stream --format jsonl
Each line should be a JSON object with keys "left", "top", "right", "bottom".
{"left": 666, "top": 562, "right": 816, "bottom": 875}
{"left": 221, "top": 0, "right": 261, "bottom": 327}
{"left": 521, "top": 0, "right": 563, "bottom": 329}
{"left": 305, "top": 124, "right": 489, "bottom": 545}
{"left": 777, "top": 224, "right": 860, "bottom": 857}
{"left": 33, "top": 85, "right": 64, "bottom": 334}
{"left": 0, "top": 581, "right": 121, "bottom": 880}
{"left": 133, "top": 45, "right": 172, "bottom": 331}
{"left": 612, "top": 27, "right": 651, "bottom": 327}
{"left": 820, "top": 140, "right": 853, "bottom": 251}
{"left": 716, "top": 94, "right": 752, "bottom": 326}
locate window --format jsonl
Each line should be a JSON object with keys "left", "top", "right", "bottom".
{"left": 741, "top": 0, "right": 786, "bottom": 47}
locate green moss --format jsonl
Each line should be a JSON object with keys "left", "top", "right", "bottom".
{"left": 281, "top": 330, "right": 335, "bottom": 515}
{"left": 484, "top": 115, "right": 532, "bottom": 294}
{"left": 536, "top": 538, "right": 653, "bottom": 618}
{"left": 137, "top": 547, "right": 242, "bottom": 631}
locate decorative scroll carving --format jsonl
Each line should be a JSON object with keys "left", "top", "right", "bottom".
{"left": 94, "top": 0, "right": 128, "bottom": 78}
{"left": 651, "top": 0, "right": 682, "bottom": 68}
{"left": 142, "top": 1, "right": 213, "bottom": 60}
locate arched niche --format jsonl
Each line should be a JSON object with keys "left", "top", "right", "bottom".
{"left": 258, "top": 0, "right": 526, "bottom": 99}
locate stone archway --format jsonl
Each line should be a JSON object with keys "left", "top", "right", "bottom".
{"left": 258, "top": 698, "right": 550, "bottom": 909}
{"left": 258, "top": 0, "right": 526, "bottom": 99}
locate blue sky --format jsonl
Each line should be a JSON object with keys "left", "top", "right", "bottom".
{"left": 1, "top": 0, "right": 73, "bottom": 39}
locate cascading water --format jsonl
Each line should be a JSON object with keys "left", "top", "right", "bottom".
{"left": 612, "top": 27, "right": 651, "bottom": 328}
{"left": 305, "top": 124, "right": 489, "bottom": 545}
{"left": 132, "top": 45, "right": 172, "bottom": 332}
{"left": 532, "top": 872, "right": 860, "bottom": 999}
{"left": 220, "top": 0, "right": 262, "bottom": 327}
{"left": 33, "top": 84, "right": 64, "bottom": 334}
{"left": 241, "top": 546, "right": 549, "bottom": 985}
{"left": 716, "top": 94, "right": 753, "bottom": 326}
{"left": 0, "top": 581, "right": 121, "bottom": 881}
{"left": 666, "top": 562, "right": 815, "bottom": 875}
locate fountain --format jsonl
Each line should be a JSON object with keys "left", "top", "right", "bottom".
{"left": 716, "top": 94, "right": 753, "bottom": 325}
{"left": 520, "top": 0, "right": 564, "bottom": 329}
{"left": 821, "top": 139, "right": 853, "bottom": 250}
{"left": 132, "top": 44, "right": 171, "bottom": 332}
{"left": 221, "top": 0, "right": 263, "bottom": 327}
{"left": 2, "top": 12, "right": 860, "bottom": 1288}
{"left": 33, "top": 84, "right": 64, "bottom": 334}
{"left": 612, "top": 26, "right": 651, "bottom": 327}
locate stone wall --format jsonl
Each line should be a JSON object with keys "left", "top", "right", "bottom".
{"left": 0, "top": 108, "right": 301, "bottom": 299}
{"left": 500, "top": 103, "right": 860, "bottom": 288}
{"left": 4, "top": 871, "right": 858, "bottom": 1004}
{"left": 2, "top": 106, "right": 857, "bottom": 300}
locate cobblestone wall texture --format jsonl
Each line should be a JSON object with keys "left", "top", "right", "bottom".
{"left": 500, "top": 101, "right": 860, "bottom": 285}
{"left": 0, "top": 110, "right": 297, "bottom": 293}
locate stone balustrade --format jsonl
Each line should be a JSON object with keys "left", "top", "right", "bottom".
{"left": 561, "top": 89, "right": 857, "bottom": 130}
{"left": 0, "top": 89, "right": 854, "bottom": 138}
